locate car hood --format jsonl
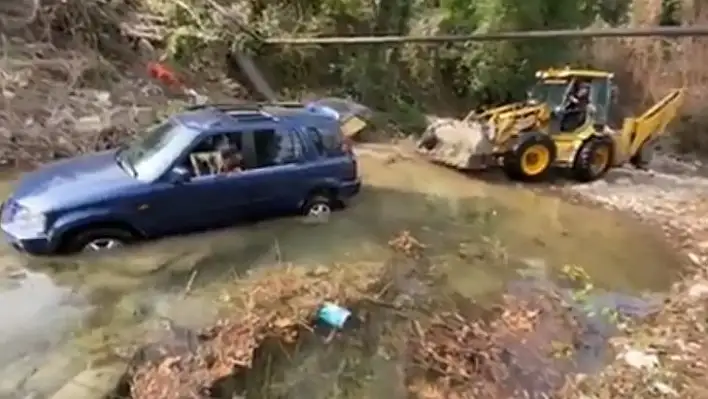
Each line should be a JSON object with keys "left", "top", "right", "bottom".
{"left": 10, "top": 151, "right": 141, "bottom": 212}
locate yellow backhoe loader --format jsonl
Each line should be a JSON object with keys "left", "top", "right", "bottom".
{"left": 417, "top": 67, "right": 685, "bottom": 182}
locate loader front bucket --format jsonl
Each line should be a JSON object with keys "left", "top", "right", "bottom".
{"left": 416, "top": 117, "right": 495, "bottom": 171}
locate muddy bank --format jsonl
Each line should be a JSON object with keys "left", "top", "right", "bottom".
{"left": 559, "top": 155, "right": 708, "bottom": 397}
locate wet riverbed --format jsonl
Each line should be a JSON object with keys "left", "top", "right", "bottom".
{"left": 0, "top": 144, "right": 684, "bottom": 397}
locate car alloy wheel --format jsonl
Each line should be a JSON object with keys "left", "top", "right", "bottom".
{"left": 82, "top": 238, "right": 124, "bottom": 252}
{"left": 307, "top": 203, "right": 331, "bottom": 220}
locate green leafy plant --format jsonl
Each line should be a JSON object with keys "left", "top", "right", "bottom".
{"left": 561, "top": 264, "right": 624, "bottom": 325}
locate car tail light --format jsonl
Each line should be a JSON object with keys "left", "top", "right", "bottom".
{"left": 341, "top": 137, "right": 354, "bottom": 154}
{"left": 347, "top": 155, "right": 358, "bottom": 180}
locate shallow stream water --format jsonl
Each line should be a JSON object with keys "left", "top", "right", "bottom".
{"left": 0, "top": 144, "right": 683, "bottom": 397}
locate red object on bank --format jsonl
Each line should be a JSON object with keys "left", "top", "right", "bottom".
{"left": 147, "top": 61, "right": 184, "bottom": 89}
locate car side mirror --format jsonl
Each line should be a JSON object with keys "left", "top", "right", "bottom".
{"left": 167, "top": 166, "right": 191, "bottom": 184}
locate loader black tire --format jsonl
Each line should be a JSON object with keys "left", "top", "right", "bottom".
{"left": 502, "top": 133, "right": 557, "bottom": 182}
{"left": 572, "top": 136, "right": 614, "bottom": 182}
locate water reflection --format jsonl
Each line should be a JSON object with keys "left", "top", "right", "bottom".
{"left": 0, "top": 271, "right": 87, "bottom": 365}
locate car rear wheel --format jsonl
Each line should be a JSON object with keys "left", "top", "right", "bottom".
{"left": 302, "top": 194, "right": 333, "bottom": 223}
{"left": 62, "top": 227, "right": 134, "bottom": 254}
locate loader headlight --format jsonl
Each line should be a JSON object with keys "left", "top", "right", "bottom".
{"left": 11, "top": 206, "right": 46, "bottom": 235}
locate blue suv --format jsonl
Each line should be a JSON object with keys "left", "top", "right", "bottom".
{"left": 1, "top": 101, "right": 363, "bottom": 255}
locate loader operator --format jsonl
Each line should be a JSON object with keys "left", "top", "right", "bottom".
{"left": 560, "top": 80, "right": 591, "bottom": 131}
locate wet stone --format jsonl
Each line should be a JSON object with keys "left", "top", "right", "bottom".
{"left": 22, "top": 350, "right": 86, "bottom": 396}
{"left": 0, "top": 356, "right": 37, "bottom": 395}
{"left": 49, "top": 362, "right": 127, "bottom": 399}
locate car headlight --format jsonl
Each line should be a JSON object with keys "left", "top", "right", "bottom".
{"left": 12, "top": 206, "right": 46, "bottom": 234}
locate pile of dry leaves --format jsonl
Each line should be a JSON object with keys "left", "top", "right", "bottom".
{"left": 407, "top": 289, "right": 583, "bottom": 399}
{"left": 560, "top": 269, "right": 708, "bottom": 399}
{"left": 126, "top": 231, "right": 587, "bottom": 399}
{"left": 128, "top": 269, "right": 380, "bottom": 398}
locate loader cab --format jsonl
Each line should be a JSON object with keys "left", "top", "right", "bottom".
{"left": 529, "top": 69, "right": 614, "bottom": 132}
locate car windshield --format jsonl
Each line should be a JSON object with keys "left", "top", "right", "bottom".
{"left": 116, "top": 120, "right": 195, "bottom": 182}
{"left": 528, "top": 79, "right": 571, "bottom": 108}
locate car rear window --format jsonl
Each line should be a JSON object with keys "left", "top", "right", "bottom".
{"left": 305, "top": 126, "right": 342, "bottom": 156}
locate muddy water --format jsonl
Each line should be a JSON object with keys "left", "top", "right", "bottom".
{"left": 0, "top": 144, "right": 683, "bottom": 397}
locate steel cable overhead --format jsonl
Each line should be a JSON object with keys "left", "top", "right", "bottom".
{"left": 263, "top": 26, "right": 708, "bottom": 45}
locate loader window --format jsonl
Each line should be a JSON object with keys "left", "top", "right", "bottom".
{"left": 589, "top": 78, "right": 611, "bottom": 126}
{"left": 529, "top": 79, "right": 569, "bottom": 108}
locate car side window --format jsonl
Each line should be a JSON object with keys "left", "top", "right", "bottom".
{"left": 275, "top": 130, "right": 304, "bottom": 164}
{"left": 305, "top": 126, "right": 341, "bottom": 156}
{"left": 304, "top": 127, "right": 326, "bottom": 156}
{"left": 182, "top": 132, "right": 244, "bottom": 177}
{"left": 253, "top": 129, "right": 304, "bottom": 168}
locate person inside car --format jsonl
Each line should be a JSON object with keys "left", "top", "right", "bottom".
{"left": 220, "top": 148, "right": 244, "bottom": 173}
{"left": 214, "top": 135, "right": 244, "bottom": 174}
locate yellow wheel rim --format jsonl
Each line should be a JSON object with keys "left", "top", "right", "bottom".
{"left": 590, "top": 146, "right": 609, "bottom": 175}
{"left": 520, "top": 144, "right": 550, "bottom": 176}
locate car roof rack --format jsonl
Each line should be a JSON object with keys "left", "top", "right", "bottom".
{"left": 183, "top": 103, "right": 269, "bottom": 121}
{"left": 185, "top": 101, "right": 314, "bottom": 124}
{"left": 185, "top": 101, "right": 305, "bottom": 111}
{"left": 185, "top": 103, "right": 263, "bottom": 112}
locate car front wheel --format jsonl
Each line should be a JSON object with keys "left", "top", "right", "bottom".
{"left": 62, "top": 227, "right": 134, "bottom": 254}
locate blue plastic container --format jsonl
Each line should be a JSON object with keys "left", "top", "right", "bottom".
{"left": 316, "top": 302, "right": 352, "bottom": 329}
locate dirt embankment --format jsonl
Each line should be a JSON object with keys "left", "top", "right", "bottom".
{"left": 560, "top": 155, "right": 708, "bottom": 398}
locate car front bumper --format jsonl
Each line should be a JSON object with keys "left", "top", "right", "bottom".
{"left": 1, "top": 225, "right": 53, "bottom": 255}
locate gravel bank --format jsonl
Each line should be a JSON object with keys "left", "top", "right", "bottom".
{"left": 565, "top": 155, "right": 708, "bottom": 256}
{"left": 561, "top": 155, "right": 708, "bottom": 398}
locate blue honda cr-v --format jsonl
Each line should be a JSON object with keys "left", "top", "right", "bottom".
{"left": 1, "top": 100, "right": 365, "bottom": 255}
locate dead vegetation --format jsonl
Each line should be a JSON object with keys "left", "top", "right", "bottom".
{"left": 124, "top": 231, "right": 589, "bottom": 399}
{"left": 559, "top": 268, "right": 708, "bottom": 399}
{"left": 0, "top": 0, "right": 174, "bottom": 167}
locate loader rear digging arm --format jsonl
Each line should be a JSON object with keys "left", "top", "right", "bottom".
{"left": 621, "top": 88, "right": 685, "bottom": 161}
